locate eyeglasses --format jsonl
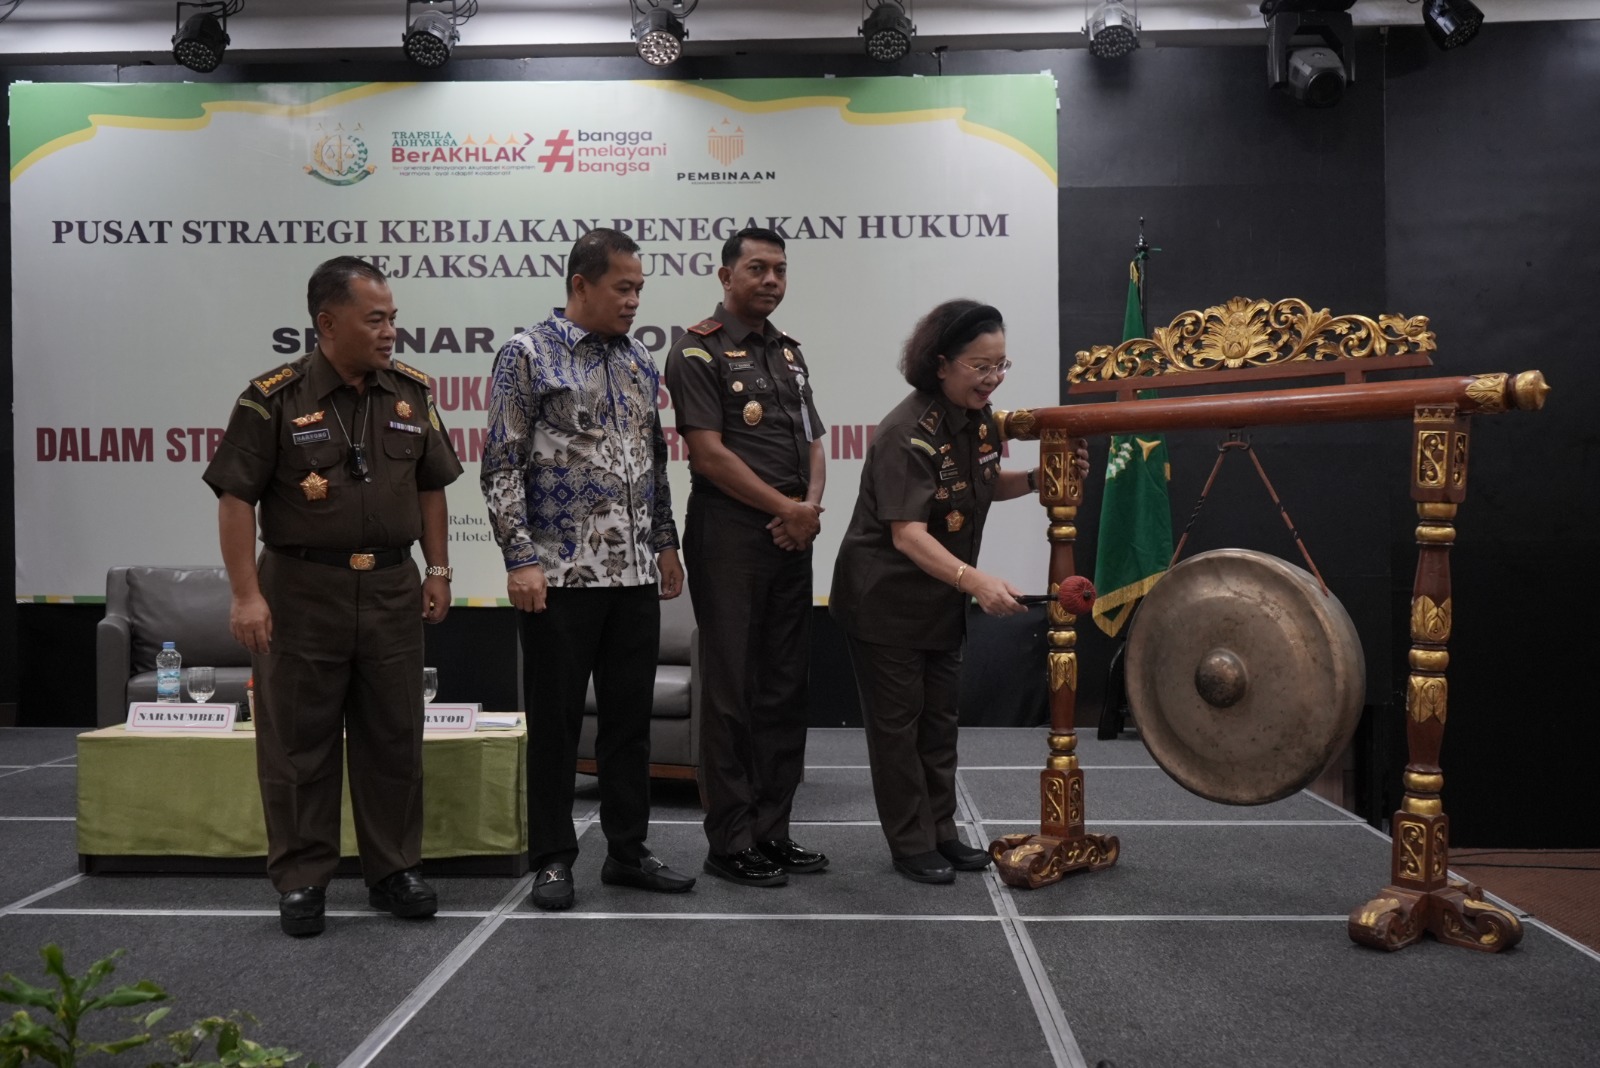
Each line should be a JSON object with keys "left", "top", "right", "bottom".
{"left": 951, "top": 358, "right": 1013, "bottom": 381}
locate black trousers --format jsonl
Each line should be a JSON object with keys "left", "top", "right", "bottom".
{"left": 254, "top": 551, "right": 425, "bottom": 893}
{"left": 845, "top": 636, "right": 962, "bottom": 859}
{"left": 684, "top": 493, "right": 813, "bottom": 856}
{"left": 520, "top": 584, "right": 659, "bottom": 869}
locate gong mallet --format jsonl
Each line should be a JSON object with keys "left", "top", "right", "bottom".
{"left": 1014, "top": 575, "right": 1097, "bottom": 615}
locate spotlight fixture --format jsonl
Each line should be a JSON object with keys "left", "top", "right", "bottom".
{"left": 1262, "top": 0, "right": 1356, "bottom": 108}
{"left": 172, "top": 1, "right": 239, "bottom": 74}
{"left": 1085, "top": 1, "right": 1139, "bottom": 60}
{"left": 1423, "top": 0, "right": 1483, "bottom": 51}
{"left": 631, "top": 0, "right": 697, "bottom": 67}
{"left": 860, "top": 0, "right": 915, "bottom": 63}
{"left": 404, "top": 0, "right": 478, "bottom": 69}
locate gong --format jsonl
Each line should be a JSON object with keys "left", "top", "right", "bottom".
{"left": 1125, "top": 548, "right": 1365, "bottom": 806}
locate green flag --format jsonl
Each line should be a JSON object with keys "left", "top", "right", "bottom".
{"left": 1091, "top": 257, "right": 1174, "bottom": 637}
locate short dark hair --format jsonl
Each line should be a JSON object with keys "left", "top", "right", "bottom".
{"left": 566, "top": 227, "right": 641, "bottom": 296}
{"left": 900, "top": 299, "right": 1005, "bottom": 393}
{"left": 307, "top": 256, "right": 387, "bottom": 321}
{"left": 721, "top": 226, "right": 786, "bottom": 268}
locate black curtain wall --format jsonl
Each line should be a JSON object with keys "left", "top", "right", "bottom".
{"left": 5, "top": 20, "right": 1597, "bottom": 845}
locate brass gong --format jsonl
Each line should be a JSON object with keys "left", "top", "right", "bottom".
{"left": 1125, "top": 548, "right": 1365, "bottom": 806}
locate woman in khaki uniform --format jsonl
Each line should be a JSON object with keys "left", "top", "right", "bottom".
{"left": 829, "top": 300, "right": 1039, "bottom": 884}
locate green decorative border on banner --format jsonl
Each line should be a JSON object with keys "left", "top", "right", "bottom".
{"left": 645, "top": 76, "right": 1058, "bottom": 183}
{"left": 9, "top": 82, "right": 411, "bottom": 181}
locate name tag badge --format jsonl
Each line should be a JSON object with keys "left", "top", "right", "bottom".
{"left": 938, "top": 467, "right": 958, "bottom": 482}
{"left": 726, "top": 360, "right": 755, "bottom": 371}
{"left": 980, "top": 450, "right": 1001, "bottom": 464}
{"left": 292, "top": 428, "right": 331, "bottom": 446}
{"left": 388, "top": 420, "right": 423, "bottom": 435}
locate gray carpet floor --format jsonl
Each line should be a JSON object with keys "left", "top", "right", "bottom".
{"left": 2, "top": 725, "right": 1596, "bottom": 1068}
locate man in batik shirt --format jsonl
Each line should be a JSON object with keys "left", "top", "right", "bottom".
{"left": 482, "top": 228, "right": 695, "bottom": 910}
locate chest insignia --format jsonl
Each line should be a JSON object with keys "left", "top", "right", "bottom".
{"left": 723, "top": 349, "right": 747, "bottom": 360}
{"left": 934, "top": 486, "right": 950, "bottom": 500}
{"left": 939, "top": 443, "right": 952, "bottom": 455}
{"left": 783, "top": 347, "right": 796, "bottom": 363}
{"left": 946, "top": 510, "right": 966, "bottom": 532}
{"left": 979, "top": 442, "right": 994, "bottom": 454}
{"left": 299, "top": 471, "right": 330, "bottom": 501}
{"left": 395, "top": 400, "right": 413, "bottom": 419}
{"left": 952, "top": 480, "right": 969, "bottom": 492}
{"left": 292, "top": 410, "right": 325, "bottom": 427}
{"left": 388, "top": 420, "right": 423, "bottom": 435}
{"left": 979, "top": 422, "right": 989, "bottom": 440}
{"left": 742, "top": 400, "right": 764, "bottom": 426}
{"left": 732, "top": 380, "right": 745, "bottom": 393}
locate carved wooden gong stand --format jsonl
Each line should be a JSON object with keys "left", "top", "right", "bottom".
{"left": 988, "top": 296, "right": 1547, "bottom": 952}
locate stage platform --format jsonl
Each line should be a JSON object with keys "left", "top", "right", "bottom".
{"left": 2, "top": 725, "right": 1597, "bottom": 1067}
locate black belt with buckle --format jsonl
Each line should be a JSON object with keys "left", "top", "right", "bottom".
{"left": 272, "top": 546, "right": 410, "bottom": 571}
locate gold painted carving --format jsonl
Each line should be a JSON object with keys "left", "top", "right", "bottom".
{"left": 1408, "top": 675, "right": 1448, "bottom": 724}
{"left": 1003, "top": 408, "right": 1038, "bottom": 440}
{"left": 1043, "top": 775, "right": 1065, "bottom": 826}
{"left": 1049, "top": 651, "right": 1078, "bottom": 693}
{"left": 1410, "top": 596, "right": 1452, "bottom": 642}
{"left": 1068, "top": 297, "right": 1435, "bottom": 384}
{"left": 1398, "top": 820, "right": 1426, "bottom": 879}
{"left": 1416, "top": 404, "right": 1456, "bottom": 421}
{"left": 1451, "top": 433, "right": 1469, "bottom": 487}
{"left": 1041, "top": 452, "right": 1066, "bottom": 503}
{"left": 1465, "top": 374, "right": 1508, "bottom": 413}
{"left": 1047, "top": 629, "right": 1077, "bottom": 648}
{"left": 1409, "top": 649, "right": 1449, "bottom": 672}
{"left": 1512, "top": 370, "right": 1550, "bottom": 411}
{"left": 1431, "top": 823, "right": 1449, "bottom": 881}
{"left": 1416, "top": 431, "right": 1449, "bottom": 488}
{"left": 1068, "top": 775, "right": 1083, "bottom": 826}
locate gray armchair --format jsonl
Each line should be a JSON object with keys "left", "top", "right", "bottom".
{"left": 574, "top": 593, "right": 701, "bottom": 785}
{"left": 97, "top": 566, "right": 252, "bottom": 727}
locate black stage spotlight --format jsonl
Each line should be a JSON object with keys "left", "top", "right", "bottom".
{"left": 861, "top": 0, "right": 915, "bottom": 63}
{"left": 631, "top": 0, "right": 697, "bottom": 67}
{"left": 1085, "top": 1, "right": 1139, "bottom": 60}
{"left": 172, "top": 1, "right": 237, "bottom": 74}
{"left": 1423, "top": 0, "right": 1483, "bottom": 50}
{"left": 1262, "top": 0, "right": 1355, "bottom": 108}
{"left": 404, "top": 0, "right": 477, "bottom": 69}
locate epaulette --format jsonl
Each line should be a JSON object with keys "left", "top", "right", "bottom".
{"left": 917, "top": 404, "right": 943, "bottom": 435}
{"left": 686, "top": 319, "right": 724, "bottom": 337}
{"left": 391, "top": 359, "right": 432, "bottom": 388}
{"left": 251, "top": 364, "right": 297, "bottom": 398}
{"left": 779, "top": 331, "right": 801, "bottom": 346}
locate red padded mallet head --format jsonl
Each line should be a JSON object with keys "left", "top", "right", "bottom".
{"left": 1056, "top": 575, "right": 1097, "bottom": 616}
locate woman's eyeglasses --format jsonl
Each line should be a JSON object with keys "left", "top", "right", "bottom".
{"left": 951, "top": 358, "right": 1013, "bottom": 381}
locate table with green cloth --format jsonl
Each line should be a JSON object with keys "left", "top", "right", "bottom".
{"left": 76, "top": 719, "right": 527, "bottom": 876}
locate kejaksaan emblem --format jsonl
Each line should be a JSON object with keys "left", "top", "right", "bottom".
{"left": 306, "top": 124, "right": 376, "bottom": 187}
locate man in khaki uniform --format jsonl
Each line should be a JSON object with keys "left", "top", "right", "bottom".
{"left": 663, "top": 227, "right": 828, "bottom": 887}
{"left": 204, "top": 256, "right": 462, "bottom": 936}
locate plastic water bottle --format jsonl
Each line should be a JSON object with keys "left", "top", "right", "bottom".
{"left": 155, "top": 642, "right": 182, "bottom": 703}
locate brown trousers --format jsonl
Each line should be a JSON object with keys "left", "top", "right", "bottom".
{"left": 253, "top": 550, "right": 425, "bottom": 892}
{"left": 846, "top": 636, "right": 962, "bottom": 859}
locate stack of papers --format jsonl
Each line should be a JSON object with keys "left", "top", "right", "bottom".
{"left": 475, "top": 712, "right": 522, "bottom": 729}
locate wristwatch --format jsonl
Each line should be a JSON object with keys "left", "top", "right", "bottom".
{"left": 425, "top": 565, "right": 453, "bottom": 581}
{"left": 1026, "top": 469, "right": 1039, "bottom": 492}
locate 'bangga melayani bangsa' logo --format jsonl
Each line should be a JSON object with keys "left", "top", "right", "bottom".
{"left": 707, "top": 117, "right": 744, "bottom": 166}
{"left": 306, "top": 123, "right": 376, "bottom": 186}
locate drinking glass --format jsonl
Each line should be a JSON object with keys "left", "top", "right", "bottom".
{"left": 423, "top": 667, "right": 439, "bottom": 704}
{"left": 185, "top": 666, "right": 216, "bottom": 704}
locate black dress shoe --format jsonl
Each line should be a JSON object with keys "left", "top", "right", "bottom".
{"left": 757, "top": 838, "right": 829, "bottom": 874}
{"left": 937, "top": 838, "right": 993, "bottom": 871}
{"left": 703, "top": 847, "right": 788, "bottom": 887}
{"left": 601, "top": 853, "right": 697, "bottom": 894}
{"left": 368, "top": 867, "right": 438, "bottom": 919}
{"left": 893, "top": 851, "right": 956, "bottom": 885}
{"left": 279, "top": 886, "right": 326, "bottom": 937}
{"left": 530, "top": 861, "right": 575, "bottom": 911}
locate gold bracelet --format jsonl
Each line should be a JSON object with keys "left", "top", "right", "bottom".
{"left": 954, "top": 563, "right": 968, "bottom": 592}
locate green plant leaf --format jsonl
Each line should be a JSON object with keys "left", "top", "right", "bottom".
{"left": 84, "top": 981, "right": 167, "bottom": 1012}
{"left": 85, "top": 1033, "right": 152, "bottom": 1054}
{"left": 216, "top": 1019, "right": 241, "bottom": 1055}
{"left": 143, "top": 1006, "right": 172, "bottom": 1028}
{"left": 0, "top": 976, "right": 59, "bottom": 1009}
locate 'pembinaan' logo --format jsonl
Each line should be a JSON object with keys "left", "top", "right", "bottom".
{"left": 707, "top": 117, "right": 744, "bottom": 166}
{"left": 306, "top": 123, "right": 376, "bottom": 187}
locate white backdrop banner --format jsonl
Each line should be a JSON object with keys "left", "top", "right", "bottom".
{"left": 11, "top": 77, "right": 1059, "bottom": 603}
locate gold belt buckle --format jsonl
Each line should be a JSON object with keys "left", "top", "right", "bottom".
{"left": 349, "top": 553, "right": 376, "bottom": 571}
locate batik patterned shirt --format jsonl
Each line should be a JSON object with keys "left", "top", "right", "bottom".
{"left": 481, "top": 311, "right": 678, "bottom": 587}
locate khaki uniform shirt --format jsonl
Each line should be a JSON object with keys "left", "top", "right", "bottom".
{"left": 663, "top": 303, "right": 825, "bottom": 500}
{"left": 830, "top": 390, "right": 1002, "bottom": 650}
{"left": 203, "top": 349, "right": 462, "bottom": 549}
